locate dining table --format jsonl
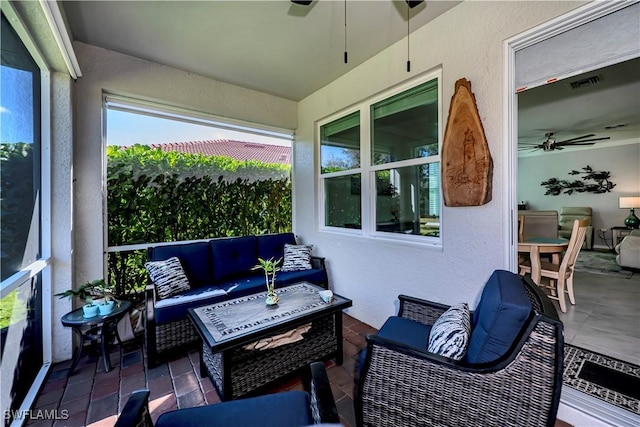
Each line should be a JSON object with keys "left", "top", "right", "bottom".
{"left": 517, "top": 236, "right": 569, "bottom": 284}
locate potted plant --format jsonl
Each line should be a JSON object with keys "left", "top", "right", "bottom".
{"left": 55, "top": 279, "right": 116, "bottom": 317}
{"left": 252, "top": 257, "right": 281, "bottom": 305}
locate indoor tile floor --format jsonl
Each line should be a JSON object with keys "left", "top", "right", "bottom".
{"left": 557, "top": 270, "right": 640, "bottom": 365}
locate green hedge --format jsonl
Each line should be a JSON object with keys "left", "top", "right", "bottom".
{"left": 107, "top": 145, "right": 292, "bottom": 295}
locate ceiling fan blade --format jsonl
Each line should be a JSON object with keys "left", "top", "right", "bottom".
{"left": 290, "top": 0, "right": 312, "bottom": 5}
{"left": 554, "top": 134, "right": 597, "bottom": 144}
{"left": 560, "top": 142, "right": 596, "bottom": 146}
{"left": 556, "top": 136, "right": 610, "bottom": 145}
{"left": 406, "top": 1, "right": 425, "bottom": 8}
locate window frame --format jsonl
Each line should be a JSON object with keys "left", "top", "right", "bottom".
{"left": 0, "top": 4, "right": 53, "bottom": 422}
{"left": 317, "top": 69, "right": 443, "bottom": 245}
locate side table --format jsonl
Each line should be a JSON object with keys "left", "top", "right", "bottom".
{"left": 612, "top": 226, "right": 633, "bottom": 246}
{"left": 61, "top": 300, "right": 131, "bottom": 376}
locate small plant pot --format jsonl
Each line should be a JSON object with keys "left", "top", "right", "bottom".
{"left": 98, "top": 300, "right": 115, "bottom": 315}
{"left": 265, "top": 292, "right": 279, "bottom": 306}
{"left": 83, "top": 304, "right": 99, "bottom": 318}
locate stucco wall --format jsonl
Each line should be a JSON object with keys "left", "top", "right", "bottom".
{"left": 518, "top": 140, "right": 640, "bottom": 248}
{"left": 51, "top": 72, "right": 75, "bottom": 362}
{"left": 295, "top": 1, "right": 583, "bottom": 329}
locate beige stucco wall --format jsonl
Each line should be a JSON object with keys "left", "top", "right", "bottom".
{"left": 295, "top": 1, "right": 585, "bottom": 329}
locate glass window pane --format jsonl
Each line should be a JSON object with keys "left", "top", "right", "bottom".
{"left": 374, "top": 164, "right": 440, "bottom": 236}
{"left": 320, "top": 112, "right": 360, "bottom": 173}
{"left": 1, "top": 14, "right": 41, "bottom": 281}
{"left": 371, "top": 79, "right": 438, "bottom": 165}
{"left": 324, "top": 174, "right": 361, "bottom": 229}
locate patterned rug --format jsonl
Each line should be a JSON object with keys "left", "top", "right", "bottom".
{"left": 564, "top": 344, "right": 640, "bottom": 414}
{"left": 574, "top": 250, "right": 634, "bottom": 279}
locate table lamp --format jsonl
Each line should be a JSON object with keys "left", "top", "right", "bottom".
{"left": 619, "top": 196, "right": 640, "bottom": 229}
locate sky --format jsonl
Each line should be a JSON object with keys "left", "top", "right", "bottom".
{"left": 106, "top": 109, "right": 291, "bottom": 147}
{"left": 0, "top": 64, "right": 290, "bottom": 148}
{"left": 1, "top": 66, "right": 34, "bottom": 144}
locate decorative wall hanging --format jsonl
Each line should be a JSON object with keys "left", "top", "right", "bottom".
{"left": 442, "top": 78, "right": 493, "bottom": 206}
{"left": 541, "top": 165, "right": 615, "bottom": 195}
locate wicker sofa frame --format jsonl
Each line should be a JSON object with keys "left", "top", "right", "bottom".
{"left": 356, "top": 275, "right": 564, "bottom": 427}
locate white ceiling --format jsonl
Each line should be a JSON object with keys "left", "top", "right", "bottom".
{"left": 518, "top": 57, "right": 640, "bottom": 152}
{"left": 61, "top": 0, "right": 460, "bottom": 101}
{"left": 61, "top": 1, "right": 639, "bottom": 151}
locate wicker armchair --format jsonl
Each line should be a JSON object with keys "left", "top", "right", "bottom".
{"left": 356, "top": 272, "right": 564, "bottom": 427}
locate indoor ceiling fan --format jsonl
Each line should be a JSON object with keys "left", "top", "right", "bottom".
{"left": 520, "top": 132, "right": 611, "bottom": 152}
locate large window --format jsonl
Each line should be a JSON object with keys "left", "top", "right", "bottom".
{"left": 319, "top": 73, "right": 441, "bottom": 241}
{"left": 1, "top": 12, "right": 46, "bottom": 423}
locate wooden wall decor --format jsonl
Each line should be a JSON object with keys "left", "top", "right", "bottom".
{"left": 442, "top": 78, "right": 493, "bottom": 207}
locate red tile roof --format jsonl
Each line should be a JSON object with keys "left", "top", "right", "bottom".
{"left": 149, "top": 139, "right": 291, "bottom": 165}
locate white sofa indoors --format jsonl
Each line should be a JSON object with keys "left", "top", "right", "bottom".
{"left": 615, "top": 229, "right": 640, "bottom": 269}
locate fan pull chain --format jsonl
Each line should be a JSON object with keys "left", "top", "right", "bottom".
{"left": 406, "top": 4, "right": 411, "bottom": 72}
{"left": 344, "top": 0, "right": 348, "bottom": 63}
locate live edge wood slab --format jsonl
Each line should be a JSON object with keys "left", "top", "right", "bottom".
{"left": 442, "top": 78, "right": 493, "bottom": 207}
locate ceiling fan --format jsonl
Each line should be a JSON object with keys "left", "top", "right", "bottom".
{"left": 291, "top": 1, "right": 424, "bottom": 6}
{"left": 520, "top": 132, "right": 611, "bottom": 152}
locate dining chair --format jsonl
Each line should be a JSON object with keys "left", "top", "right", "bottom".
{"left": 518, "top": 214, "right": 525, "bottom": 242}
{"left": 519, "top": 218, "right": 589, "bottom": 313}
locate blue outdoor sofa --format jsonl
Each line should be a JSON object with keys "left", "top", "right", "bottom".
{"left": 144, "top": 233, "right": 328, "bottom": 366}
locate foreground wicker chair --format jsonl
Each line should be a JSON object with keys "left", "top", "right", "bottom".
{"left": 115, "top": 362, "right": 339, "bottom": 427}
{"left": 356, "top": 271, "right": 564, "bottom": 427}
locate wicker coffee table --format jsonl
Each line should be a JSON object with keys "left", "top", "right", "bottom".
{"left": 188, "top": 282, "right": 352, "bottom": 400}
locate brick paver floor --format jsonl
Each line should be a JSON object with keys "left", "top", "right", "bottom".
{"left": 26, "top": 313, "right": 375, "bottom": 427}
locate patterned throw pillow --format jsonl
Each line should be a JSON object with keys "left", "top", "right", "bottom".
{"left": 427, "top": 303, "right": 471, "bottom": 361}
{"left": 144, "top": 257, "right": 191, "bottom": 300}
{"left": 281, "top": 244, "right": 313, "bottom": 272}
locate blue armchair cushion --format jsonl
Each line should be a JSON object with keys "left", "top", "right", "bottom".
{"left": 427, "top": 303, "right": 470, "bottom": 361}
{"left": 378, "top": 316, "right": 432, "bottom": 349}
{"left": 144, "top": 257, "right": 191, "bottom": 300}
{"left": 210, "top": 236, "right": 259, "bottom": 282}
{"left": 148, "top": 241, "right": 212, "bottom": 287}
{"left": 155, "top": 391, "right": 313, "bottom": 427}
{"left": 154, "top": 284, "right": 229, "bottom": 324}
{"left": 257, "top": 233, "right": 297, "bottom": 262}
{"left": 465, "top": 270, "right": 532, "bottom": 364}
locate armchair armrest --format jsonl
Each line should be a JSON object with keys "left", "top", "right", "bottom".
{"left": 398, "top": 294, "right": 450, "bottom": 325}
{"left": 114, "top": 389, "right": 152, "bottom": 427}
{"left": 307, "top": 361, "right": 339, "bottom": 424}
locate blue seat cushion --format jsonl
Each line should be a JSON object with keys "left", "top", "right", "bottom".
{"left": 276, "top": 269, "right": 327, "bottom": 287}
{"left": 210, "top": 236, "right": 258, "bottom": 282}
{"left": 465, "top": 270, "right": 532, "bottom": 364}
{"left": 155, "top": 391, "right": 313, "bottom": 427}
{"left": 154, "top": 284, "right": 228, "bottom": 324}
{"left": 148, "top": 242, "right": 212, "bottom": 287}
{"left": 257, "top": 233, "right": 297, "bottom": 262}
{"left": 378, "top": 316, "right": 432, "bottom": 349}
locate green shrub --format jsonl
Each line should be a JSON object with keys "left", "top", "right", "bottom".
{"left": 107, "top": 145, "right": 292, "bottom": 295}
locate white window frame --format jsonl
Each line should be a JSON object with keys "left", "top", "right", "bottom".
{"left": 318, "top": 69, "right": 443, "bottom": 245}
{"left": 102, "top": 94, "right": 295, "bottom": 269}
{"left": 0, "top": 3, "right": 53, "bottom": 424}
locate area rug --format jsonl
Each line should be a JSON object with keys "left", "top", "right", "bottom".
{"left": 574, "top": 250, "right": 634, "bottom": 279}
{"left": 564, "top": 344, "right": 640, "bottom": 414}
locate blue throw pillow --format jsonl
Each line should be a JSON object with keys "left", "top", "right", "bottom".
{"left": 427, "top": 303, "right": 471, "bottom": 361}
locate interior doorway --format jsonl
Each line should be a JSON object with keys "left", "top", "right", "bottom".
{"left": 505, "top": 2, "right": 640, "bottom": 426}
